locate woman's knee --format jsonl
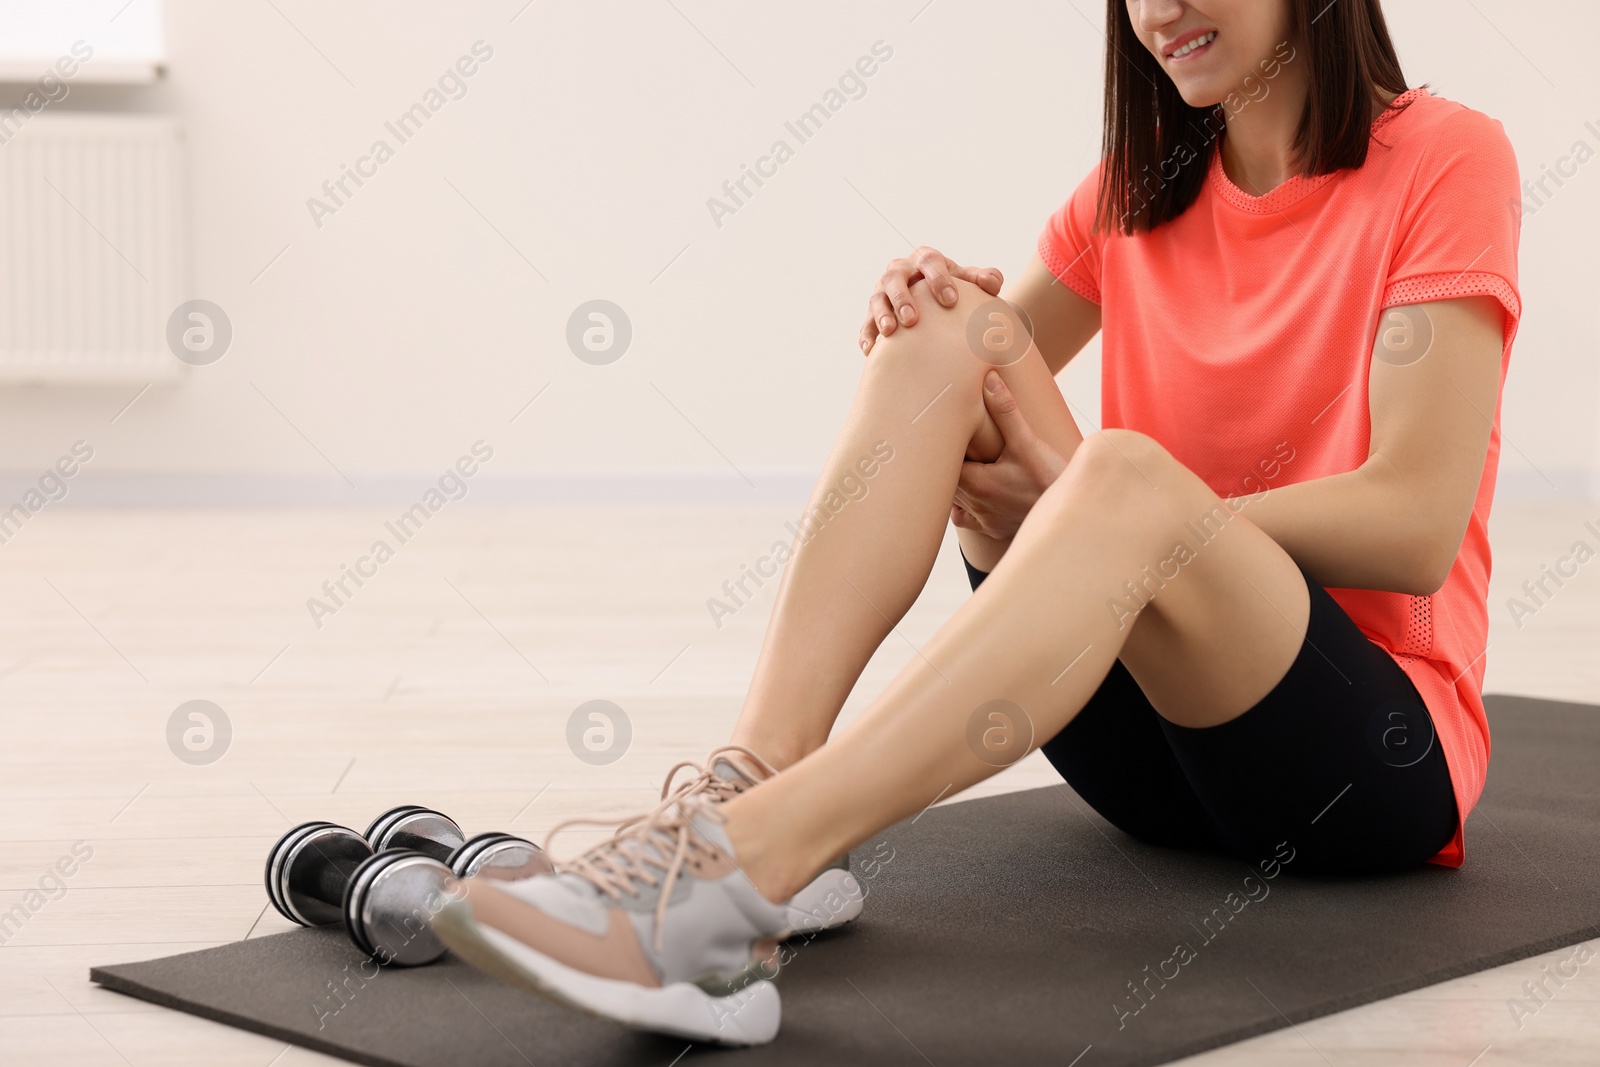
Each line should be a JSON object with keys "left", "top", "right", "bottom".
{"left": 1034, "top": 429, "right": 1175, "bottom": 519}
{"left": 863, "top": 277, "right": 999, "bottom": 377}
{"left": 1075, "top": 429, "right": 1172, "bottom": 483}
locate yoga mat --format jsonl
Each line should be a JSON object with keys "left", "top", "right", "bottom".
{"left": 92, "top": 694, "right": 1600, "bottom": 1067}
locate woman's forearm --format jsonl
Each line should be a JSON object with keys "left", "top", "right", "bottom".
{"left": 1225, "top": 460, "right": 1457, "bottom": 597}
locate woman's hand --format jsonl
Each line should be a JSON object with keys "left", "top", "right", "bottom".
{"left": 951, "top": 372, "right": 1068, "bottom": 541}
{"left": 860, "top": 248, "right": 1002, "bottom": 355}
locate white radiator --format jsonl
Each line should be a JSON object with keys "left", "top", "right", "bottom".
{"left": 0, "top": 113, "right": 186, "bottom": 382}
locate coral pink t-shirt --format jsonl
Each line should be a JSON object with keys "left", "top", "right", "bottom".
{"left": 1039, "top": 88, "right": 1521, "bottom": 866}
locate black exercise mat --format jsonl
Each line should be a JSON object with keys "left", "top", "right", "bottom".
{"left": 92, "top": 694, "right": 1600, "bottom": 1067}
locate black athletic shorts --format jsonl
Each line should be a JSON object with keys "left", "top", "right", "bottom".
{"left": 963, "top": 552, "right": 1459, "bottom": 875}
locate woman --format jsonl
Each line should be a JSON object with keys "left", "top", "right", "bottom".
{"left": 433, "top": 0, "right": 1520, "bottom": 1045}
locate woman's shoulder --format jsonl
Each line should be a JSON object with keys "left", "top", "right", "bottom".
{"left": 1382, "top": 88, "right": 1514, "bottom": 162}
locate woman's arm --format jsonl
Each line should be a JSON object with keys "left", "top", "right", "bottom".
{"left": 1006, "top": 255, "right": 1102, "bottom": 375}
{"left": 1226, "top": 295, "right": 1506, "bottom": 596}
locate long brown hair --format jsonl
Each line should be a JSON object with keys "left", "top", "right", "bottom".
{"left": 1097, "top": 0, "right": 1410, "bottom": 234}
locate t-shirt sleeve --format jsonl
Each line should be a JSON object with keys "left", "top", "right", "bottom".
{"left": 1037, "top": 162, "right": 1106, "bottom": 305}
{"left": 1381, "top": 107, "right": 1521, "bottom": 350}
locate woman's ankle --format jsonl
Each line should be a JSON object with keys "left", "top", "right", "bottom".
{"left": 720, "top": 795, "right": 823, "bottom": 904}
{"left": 725, "top": 731, "right": 820, "bottom": 775}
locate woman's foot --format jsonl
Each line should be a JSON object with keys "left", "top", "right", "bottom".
{"left": 658, "top": 746, "right": 865, "bottom": 933}
{"left": 431, "top": 796, "right": 789, "bottom": 1045}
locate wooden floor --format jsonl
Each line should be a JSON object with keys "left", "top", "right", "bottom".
{"left": 1, "top": 501, "right": 1596, "bottom": 1065}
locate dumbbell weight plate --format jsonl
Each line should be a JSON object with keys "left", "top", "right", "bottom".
{"left": 264, "top": 820, "right": 332, "bottom": 920}
{"left": 266, "top": 821, "right": 373, "bottom": 927}
{"left": 363, "top": 805, "right": 466, "bottom": 864}
{"left": 362, "top": 804, "right": 426, "bottom": 843}
{"left": 449, "top": 832, "right": 556, "bottom": 881}
{"left": 343, "top": 850, "right": 455, "bottom": 967}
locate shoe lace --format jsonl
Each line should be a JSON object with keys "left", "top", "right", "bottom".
{"left": 543, "top": 743, "right": 769, "bottom": 852}
{"left": 540, "top": 745, "right": 772, "bottom": 952}
{"left": 543, "top": 800, "right": 727, "bottom": 953}
{"left": 655, "top": 745, "right": 775, "bottom": 805}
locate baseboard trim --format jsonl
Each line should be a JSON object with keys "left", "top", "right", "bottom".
{"left": 0, "top": 470, "right": 822, "bottom": 508}
{"left": 0, "top": 466, "right": 1593, "bottom": 508}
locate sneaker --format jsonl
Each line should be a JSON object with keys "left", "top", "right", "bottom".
{"left": 432, "top": 797, "right": 788, "bottom": 1044}
{"left": 656, "top": 746, "right": 864, "bottom": 934}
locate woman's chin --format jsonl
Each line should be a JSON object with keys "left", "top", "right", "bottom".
{"left": 1171, "top": 81, "right": 1229, "bottom": 110}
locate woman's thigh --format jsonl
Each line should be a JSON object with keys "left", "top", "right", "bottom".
{"left": 963, "top": 552, "right": 1458, "bottom": 875}
{"left": 1155, "top": 567, "right": 1459, "bottom": 874}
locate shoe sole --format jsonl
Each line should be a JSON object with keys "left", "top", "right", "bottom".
{"left": 432, "top": 900, "right": 781, "bottom": 1046}
{"left": 783, "top": 867, "right": 864, "bottom": 936}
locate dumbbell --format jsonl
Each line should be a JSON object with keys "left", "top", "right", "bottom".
{"left": 264, "top": 807, "right": 455, "bottom": 930}
{"left": 265, "top": 816, "right": 450, "bottom": 966}
{"left": 361, "top": 804, "right": 554, "bottom": 880}
{"left": 265, "top": 805, "right": 553, "bottom": 967}
{"left": 264, "top": 820, "right": 373, "bottom": 928}
{"left": 347, "top": 807, "right": 555, "bottom": 965}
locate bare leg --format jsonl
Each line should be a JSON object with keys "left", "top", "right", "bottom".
{"left": 722, "top": 428, "right": 1311, "bottom": 901}
{"left": 728, "top": 278, "right": 1083, "bottom": 769}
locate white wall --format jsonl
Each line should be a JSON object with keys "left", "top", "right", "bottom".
{"left": 0, "top": 0, "right": 1594, "bottom": 501}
